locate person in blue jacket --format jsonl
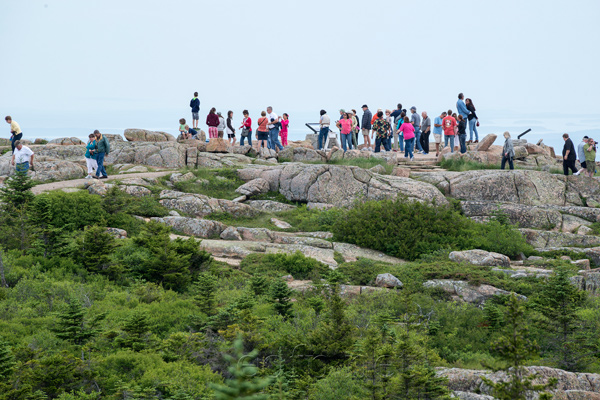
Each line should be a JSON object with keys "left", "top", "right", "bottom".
{"left": 190, "top": 92, "right": 200, "bottom": 129}
{"left": 456, "top": 93, "right": 471, "bottom": 123}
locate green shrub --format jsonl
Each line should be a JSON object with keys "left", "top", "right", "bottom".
{"left": 336, "top": 259, "right": 391, "bottom": 285}
{"left": 240, "top": 251, "right": 330, "bottom": 279}
{"left": 332, "top": 199, "right": 531, "bottom": 261}
{"left": 42, "top": 191, "right": 106, "bottom": 231}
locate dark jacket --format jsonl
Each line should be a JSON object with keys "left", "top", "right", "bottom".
{"left": 458, "top": 120, "right": 467, "bottom": 135}
{"left": 362, "top": 109, "right": 373, "bottom": 130}
{"left": 96, "top": 135, "right": 110, "bottom": 154}
{"left": 190, "top": 98, "right": 200, "bottom": 113}
{"left": 563, "top": 138, "right": 576, "bottom": 161}
{"left": 467, "top": 103, "right": 478, "bottom": 120}
{"left": 206, "top": 113, "right": 219, "bottom": 127}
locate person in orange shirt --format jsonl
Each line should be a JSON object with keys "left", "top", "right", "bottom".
{"left": 442, "top": 110, "right": 457, "bottom": 153}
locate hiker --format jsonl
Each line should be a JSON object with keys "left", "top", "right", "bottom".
{"left": 351, "top": 109, "right": 360, "bottom": 149}
{"left": 433, "top": 111, "right": 446, "bottom": 156}
{"left": 93, "top": 130, "right": 110, "bottom": 179}
{"left": 420, "top": 111, "right": 431, "bottom": 155}
{"left": 85, "top": 133, "right": 98, "bottom": 179}
{"left": 465, "top": 98, "right": 479, "bottom": 143}
{"left": 583, "top": 137, "right": 597, "bottom": 178}
{"left": 11, "top": 140, "right": 34, "bottom": 173}
{"left": 5, "top": 116, "right": 22, "bottom": 154}
{"left": 179, "top": 118, "right": 197, "bottom": 140}
{"left": 372, "top": 111, "right": 390, "bottom": 153}
{"left": 410, "top": 107, "right": 423, "bottom": 153}
{"left": 361, "top": 105, "right": 372, "bottom": 149}
{"left": 280, "top": 113, "right": 289, "bottom": 147}
{"left": 206, "top": 108, "right": 219, "bottom": 138}
{"left": 266, "top": 106, "right": 283, "bottom": 152}
{"left": 256, "top": 111, "right": 269, "bottom": 150}
{"left": 336, "top": 112, "right": 353, "bottom": 152}
{"left": 239, "top": 110, "right": 252, "bottom": 147}
{"left": 442, "top": 110, "right": 457, "bottom": 153}
{"left": 318, "top": 110, "right": 330, "bottom": 150}
{"left": 457, "top": 93, "right": 471, "bottom": 125}
{"left": 398, "top": 116, "right": 416, "bottom": 161}
{"left": 457, "top": 115, "right": 467, "bottom": 154}
{"left": 390, "top": 103, "right": 403, "bottom": 151}
{"left": 562, "top": 133, "right": 577, "bottom": 176}
{"left": 395, "top": 112, "right": 406, "bottom": 152}
{"left": 226, "top": 111, "right": 236, "bottom": 145}
{"left": 501, "top": 131, "right": 514, "bottom": 170}
{"left": 574, "top": 135, "right": 590, "bottom": 176}
{"left": 217, "top": 112, "right": 226, "bottom": 139}
{"left": 190, "top": 92, "right": 200, "bottom": 129}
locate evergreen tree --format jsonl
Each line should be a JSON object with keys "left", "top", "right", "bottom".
{"left": 0, "top": 339, "right": 16, "bottom": 380}
{"left": 534, "top": 266, "right": 589, "bottom": 371}
{"left": 117, "top": 310, "right": 151, "bottom": 351}
{"left": 0, "top": 171, "right": 34, "bottom": 253}
{"left": 195, "top": 273, "right": 218, "bottom": 315}
{"left": 482, "top": 294, "right": 556, "bottom": 400}
{"left": 250, "top": 274, "right": 270, "bottom": 296}
{"left": 0, "top": 171, "right": 35, "bottom": 209}
{"left": 209, "top": 337, "right": 273, "bottom": 400}
{"left": 75, "top": 225, "right": 118, "bottom": 275}
{"left": 28, "top": 195, "right": 67, "bottom": 258}
{"left": 53, "top": 298, "right": 105, "bottom": 345}
{"left": 309, "top": 285, "right": 354, "bottom": 358}
{"left": 269, "top": 279, "right": 293, "bottom": 318}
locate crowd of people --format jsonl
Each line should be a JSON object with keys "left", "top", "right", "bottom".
{"left": 562, "top": 133, "right": 597, "bottom": 177}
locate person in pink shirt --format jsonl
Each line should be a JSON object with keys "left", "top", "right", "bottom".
{"left": 398, "top": 116, "right": 416, "bottom": 160}
{"left": 280, "top": 113, "right": 289, "bottom": 146}
{"left": 336, "top": 113, "right": 353, "bottom": 152}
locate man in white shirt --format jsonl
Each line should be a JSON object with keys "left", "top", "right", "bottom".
{"left": 266, "top": 106, "right": 283, "bottom": 152}
{"left": 11, "top": 140, "right": 35, "bottom": 173}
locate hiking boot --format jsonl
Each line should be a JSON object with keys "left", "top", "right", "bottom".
{"left": 100, "top": 175, "right": 108, "bottom": 179}
{"left": 92, "top": 176, "right": 99, "bottom": 179}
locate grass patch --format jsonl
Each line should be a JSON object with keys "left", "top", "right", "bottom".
{"left": 327, "top": 157, "right": 394, "bottom": 174}
{"left": 439, "top": 158, "right": 499, "bottom": 171}
{"left": 156, "top": 168, "right": 245, "bottom": 200}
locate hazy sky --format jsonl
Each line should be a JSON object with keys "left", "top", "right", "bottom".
{"left": 1, "top": 0, "right": 599, "bottom": 132}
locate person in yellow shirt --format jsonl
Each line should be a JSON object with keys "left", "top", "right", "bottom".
{"left": 5, "top": 116, "right": 22, "bottom": 153}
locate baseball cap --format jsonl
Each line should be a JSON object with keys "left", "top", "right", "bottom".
{"left": 410, "top": 106, "right": 417, "bottom": 111}
{"left": 362, "top": 104, "right": 368, "bottom": 108}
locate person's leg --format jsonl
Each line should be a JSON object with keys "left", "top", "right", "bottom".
{"left": 281, "top": 132, "right": 287, "bottom": 147}
{"left": 460, "top": 135, "right": 467, "bottom": 153}
{"left": 407, "top": 138, "right": 414, "bottom": 159}
{"left": 468, "top": 119, "right": 475, "bottom": 142}
{"left": 384, "top": 136, "right": 391, "bottom": 151}
{"left": 414, "top": 129, "right": 422, "bottom": 152}
{"left": 240, "top": 135, "right": 245, "bottom": 146}
{"left": 248, "top": 132, "right": 252, "bottom": 147}
{"left": 393, "top": 128, "right": 398, "bottom": 150}
{"left": 423, "top": 132, "right": 430, "bottom": 154}
{"left": 399, "top": 134, "right": 404, "bottom": 152}
{"left": 509, "top": 157, "right": 514, "bottom": 170}
{"left": 273, "top": 131, "right": 283, "bottom": 151}
{"left": 501, "top": 156, "right": 506, "bottom": 170}
{"left": 474, "top": 122, "right": 479, "bottom": 142}
{"left": 374, "top": 137, "right": 381, "bottom": 153}
{"left": 449, "top": 136, "right": 455, "bottom": 153}
{"left": 96, "top": 152, "right": 106, "bottom": 177}
{"left": 563, "top": 161, "right": 569, "bottom": 176}
{"left": 86, "top": 158, "right": 94, "bottom": 176}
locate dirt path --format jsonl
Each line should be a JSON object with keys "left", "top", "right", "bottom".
{"left": 32, "top": 170, "right": 175, "bottom": 195}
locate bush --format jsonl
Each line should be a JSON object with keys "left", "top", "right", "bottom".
{"left": 332, "top": 199, "right": 531, "bottom": 261}
{"left": 42, "top": 191, "right": 106, "bottom": 231}
{"left": 240, "top": 251, "right": 330, "bottom": 279}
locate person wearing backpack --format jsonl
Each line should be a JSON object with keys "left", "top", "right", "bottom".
{"left": 93, "top": 130, "right": 110, "bottom": 179}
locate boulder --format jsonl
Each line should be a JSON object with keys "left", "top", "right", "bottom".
{"left": 124, "top": 129, "right": 175, "bottom": 142}
{"left": 220, "top": 226, "right": 243, "bottom": 241}
{"left": 235, "top": 178, "right": 270, "bottom": 197}
{"left": 206, "top": 138, "right": 230, "bottom": 153}
{"left": 103, "top": 134, "right": 124, "bottom": 142}
{"left": 449, "top": 249, "right": 511, "bottom": 267}
{"left": 423, "top": 280, "right": 525, "bottom": 305}
{"left": 169, "top": 172, "right": 195, "bottom": 183}
{"left": 571, "top": 271, "right": 600, "bottom": 296}
{"left": 152, "top": 216, "right": 227, "bottom": 238}
{"left": 525, "top": 142, "right": 545, "bottom": 154}
{"left": 375, "top": 273, "right": 403, "bottom": 288}
{"left": 278, "top": 147, "right": 326, "bottom": 163}
{"left": 85, "top": 180, "right": 108, "bottom": 196}
{"left": 513, "top": 145, "right": 528, "bottom": 159}
{"left": 474, "top": 134, "right": 497, "bottom": 151}
{"left": 48, "top": 137, "right": 84, "bottom": 146}
{"left": 106, "top": 227, "right": 127, "bottom": 239}
{"left": 369, "top": 164, "right": 386, "bottom": 174}
{"left": 519, "top": 228, "right": 600, "bottom": 249}
{"left": 391, "top": 167, "right": 410, "bottom": 177}
{"left": 271, "top": 218, "right": 292, "bottom": 229}
{"left": 231, "top": 144, "right": 253, "bottom": 155}
{"left": 159, "top": 190, "right": 260, "bottom": 218}
{"left": 105, "top": 142, "right": 187, "bottom": 168}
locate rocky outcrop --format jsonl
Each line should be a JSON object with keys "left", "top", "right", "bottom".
{"left": 48, "top": 137, "right": 84, "bottom": 145}
{"left": 423, "top": 280, "right": 525, "bottom": 305}
{"left": 105, "top": 142, "right": 187, "bottom": 168}
{"left": 206, "top": 138, "right": 230, "bottom": 153}
{"left": 474, "top": 134, "right": 497, "bottom": 151}
{"left": 0, "top": 152, "right": 85, "bottom": 181}
{"left": 449, "top": 250, "right": 511, "bottom": 267}
{"left": 152, "top": 216, "right": 227, "bottom": 238}
{"left": 245, "top": 200, "right": 296, "bottom": 212}
{"left": 236, "top": 163, "right": 447, "bottom": 208}
{"left": 196, "top": 152, "right": 253, "bottom": 169}
{"left": 438, "top": 366, "right": 600, "bottom": 399}
{"left": 375, "top": 273, "right": 403, "bottom": 288}
{"left": 519, "top": 228, "right": 600, "bottom": 249}
{"left": 412, "top": 170, "right": 600, "bottom": 207}
{"left": 169, "top": 172, "right": 195, "bottom": 183}
{"left": 235, "top": 178, "right": 270, "bottom": 197}
{"left": 124, "top": 129, "right": 176, "bottom": 142}
{"left": 571, "top": 270, "right": 600, "bottom": 296}
{"left": 159, "top": 190, "right": 260, "bottom": 218}
{"left": 278, "top": 146, "right": 326, "bottom": 163}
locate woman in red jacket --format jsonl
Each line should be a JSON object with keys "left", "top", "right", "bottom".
{"left": 206, "top": 108, "right": 219, "bottom": 139}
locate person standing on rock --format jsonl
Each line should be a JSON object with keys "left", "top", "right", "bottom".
{"left": 217, "top": 112, "right": 226, "bottom": 139}
{"left": 420, "top": 111, "right": 431, "bottom": 155}
{"left": 5, "top": 116, "right": 22, "bottom": 154}
{"left": 583, "top": 137, "right": 596, "bottom": 178}
{"left": 226, "top": 111, "right": 236, "bottom": 146}
{"left": 351, "top": 109, "right": 360, "bottom": 149}
{"left": 562, "top": 133, "right": 578, "bottom": 176}
{"left": 457, "top": 93, "right": 471, "bottom": 125}
{"left": 266, "top": 106, "right": 281, "bottom": 151}
{"left": 457, "top": 115, "right": 467, "bottom": 154}
{"left": 11, "top": 140, "right": 34, "bottom": 173}
{"left": 336, "top": 113, "right": 353, "bottom": 152}
{"left": 372, "top": 111, "right": 391, "bottom": 153}
{"left": 280, "top": 113, "right": 289, "bottom": 147}
{"left": 206, "top": 108, "right": 219, "bottom": 139}
{"left": 239, "top": 110, "right": 252, "bottom": 147}
{"left": 361, "top": 105, "right": 372, "bottom": 149}
{"left": 501, "top": 131, "right": 514, "bottom": 170}
{"left": 465, "top": 98, "right": 479, "bottom": 143}
{"left": 318, "top": 110, "right": 330, "bottom": 150}
{"left": 433, "top": 111, "right": 446, "bottom": 157}
{"left": 384, "top": 110, "right": 393, "bottom": 151}
{"left": 256, "top": 111, "right": 269, "bottom": 150}
{"left": 190, "top": 92, "right": 200, "bottom": 129}
{"left": 452, "top": 112, "right": 460, "bottom": 152}
{"left": 410, "top": 107, "right": 423, "bottom": 154}
{"left": 398, "top": 116, "right": 415, "bottom": 160}
{"left": 442, "top": 110, "right": 456, "bottom": 153}
{"left": 84, "top": 133, "right": 98, "bottom": 179}
{"left": 574, "top": 135, "right": 589, "bottom": 176}
{"left": 390, "top": 103, "right": 403, "bottom": 151}
{"left": 93, "top": 130, "right": 110, "bottom": 179}
{"left": 395, "top": 111, "right": 406, "bottom": 153}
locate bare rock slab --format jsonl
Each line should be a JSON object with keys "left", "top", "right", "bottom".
{"left": 449, "top": 249, "right": 511, "bottom": 267}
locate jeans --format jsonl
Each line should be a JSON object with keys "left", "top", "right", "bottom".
{"left": 501, "top": 156, "right": 514, "bottom": 170}
{"left": 384, "top": 136, "right": 392, "bottom": 151}
{"left": 444, "top": 135, "right": 455, "bottom": 152}
{"left": 10, "top": 133, "right": 22, "bottom": 153}
{"left": 269, "top": 128, "right": 283, "bottom": 151}
{"left": 341, "top": 134, "right": 352, "bottom": 151}
{"left": 318, "top": 127, "right": 329, "bottom": 150}
{"left": 404, "top": 138, "right": 415, "bottom": 159}
{"left": 469, "top": 119, "right": 479, "bottom": 142}
{"left": 16, "top": 161, "right": 29, "bottom": 173}
{"left": 398, "top": 133, "right": 404, "bottom": 151}
{"left": 420, "top": 131, "right": 430, "bottom": 154}
{"left": 563, "top": 159, "right": 577, "bottom": 175}
{"left": 414, "top": 128, "right": 423, "bottom": 151}
{"left": 240, "top": 130, "right": 252, "bottom": 146}
{"left": 375, "top": 137, "right": 384, "bottom": 152}
{"left": 96, "top": 152, "right": 107, "bottom": 177}
{"left": 459, "top": 134, "right": 467, "bottom": 153}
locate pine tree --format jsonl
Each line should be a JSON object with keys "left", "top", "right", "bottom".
{"left": 210, "top": 337, "right": 273, "bottom": 400}
{"left": 117, "top": 310, "right": 151, "bottom": 351}
{"left": 28, "top": 195, "right": 67, "bottom": 258}
{"left": 195, "top": 273, "right": 218, "bottom": 315}
{"left": 75, "top": 225, "right": 117, "bottom": 275}
{"left": 0, "top": 339, "right": 16, "bottom": 380}
{"left": 53, "top": 298, "right": 105, "bottom": 346}
{"left": 534, "top": 266, "right": 589, "bottom": 371}
{"left": 309, "top": 285, "right": 354, "bottom": 358}
{"left": 250, "top": 274, "right": 270, "bottom": 296}
{"left": 0, "top": 171, "right": 35, "bottom": 209}
{"left": 269, "top": 279, "right": 293, "bottom": 318}
{"left": 482, "top": 294, "right": 556, "bottom": 400}
{"left": 0, "top": 171, "right": 34, "bottom": 253}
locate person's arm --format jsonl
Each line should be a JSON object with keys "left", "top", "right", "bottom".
{"left": 30, "top": 154, "right": 34, "bottom": 166}
{"left": 11, "top": 154, "right": 15, "bottom": 165}
{"left": 227, "top": 118, "right": 235, "bottom": 132}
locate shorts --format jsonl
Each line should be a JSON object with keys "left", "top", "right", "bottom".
{"left": 228, "top": 133, "right": 235, "bottom": 139}
{"left": 581, "top": 161, "right": 587, "bottom": 169}
{"left": 362, "top": 128, "right": 370, "bottom": 136}
{"left": 587, "top": 162, "right": 595, "bottom": 173}
{"left": 192, "top": 112, "right": 199, "bottom": 120}
{"left": 433, "top": 133, "right": 442, "bottom": 144}
{"left": 257, "top": 131, "right": 269, "bottom": 140}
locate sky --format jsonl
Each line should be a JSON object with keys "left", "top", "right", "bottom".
{"left": 1, "top": 0, "right": 599, "bottom": 146}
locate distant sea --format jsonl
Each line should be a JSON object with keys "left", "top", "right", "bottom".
{"left": 6, "top": 109, "right": 600, "bottom": 154}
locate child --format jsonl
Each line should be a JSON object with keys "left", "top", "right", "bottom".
{"left": 179, "top": 118, "right": 197, "bottom": 140}
{"left": 226, "top": 111, "right": 236, "bottom": 146}
{"left": 280, "top": 113, "right": 289, "bottom": 147}
{"left": 84, "top": 133, "right": 98, "bottom": 179}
